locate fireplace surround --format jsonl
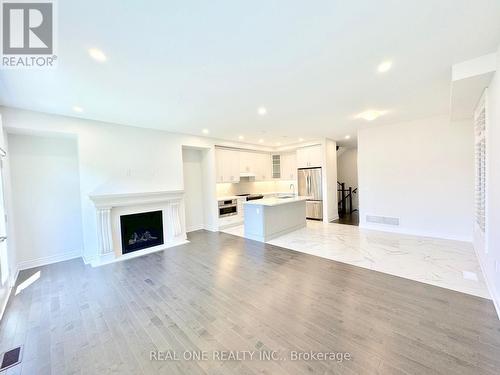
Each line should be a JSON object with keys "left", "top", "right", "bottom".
{"left": 88, "top": 189, "right": 186, "bottom": 266}
{"left": 120, "top": 210, "right": 164, "bottom": 254}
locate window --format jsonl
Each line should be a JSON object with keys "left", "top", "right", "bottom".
{"left": 474, "top": 90, "right": 487, "bottom": 233}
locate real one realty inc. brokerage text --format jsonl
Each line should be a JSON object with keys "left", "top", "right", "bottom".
{"left": 150, "top": 350, "right": 352, "bottom": 362}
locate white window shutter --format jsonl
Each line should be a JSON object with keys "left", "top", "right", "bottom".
{"left": 474, "top": 90, "right": 487, "bottom": 233}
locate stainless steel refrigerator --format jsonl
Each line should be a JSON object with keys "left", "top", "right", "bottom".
{"left": 298, "top": 167, "right": 323, "bottom": 220}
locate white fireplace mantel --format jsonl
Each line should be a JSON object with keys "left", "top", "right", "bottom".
{"left": 88, "top": 189, "right": 186, "bottom": 267}
{"left": 89, "top": 189, "right": 184, "bottom": 208}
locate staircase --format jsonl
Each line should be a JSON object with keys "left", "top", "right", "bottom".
{"left": 337, "top": 181, "right": 358, "bottom": 216}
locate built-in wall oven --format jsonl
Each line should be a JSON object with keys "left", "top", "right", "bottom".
{"left": 218, "top": 199, "right": 238, "bottom": 218}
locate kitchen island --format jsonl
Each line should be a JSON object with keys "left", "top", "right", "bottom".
{"left": 243, "top": 196, "right": 307, "bottom": 242}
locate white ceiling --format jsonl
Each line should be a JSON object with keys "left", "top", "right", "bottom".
{"left": 1, "top": 0, "right": 500, "bottom": 147}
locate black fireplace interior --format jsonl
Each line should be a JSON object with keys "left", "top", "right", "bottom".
{"left": 120, "top": 210, "right": 164, "bottom": 254}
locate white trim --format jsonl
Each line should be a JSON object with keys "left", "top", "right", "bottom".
{"left": 186, "top": 223, "right": 204, "bottom": 233}
{"left": 89, "top": 189, "right": 184, "bottom": 209}
{"left": 0, "top": 285, "right": 12, "bottom": 320}
{"left": 245, "top": 222, "right": 306, "bottom": 243}
{"left": 17, "top": 250, "right": 82, "bottom": 271}
{"left": 473, "top": 245, "right": 500, "bottom": 319}
{"left": 359, "top": 223, "right": 473, "bottom": 243}
{"left": 89, "top": 239, "right": 189, "bottom": 267}
{"left": 0, "top": 266, "right": 19, "bottom": 320}
{"left": 11, "top": 267, "right": 19, "bottom": 289}
{"left": 203, "top": 224, "right": 219, "bottom": 232}
{"left": 82, "top": 254, "right": 95, "bottom": 265}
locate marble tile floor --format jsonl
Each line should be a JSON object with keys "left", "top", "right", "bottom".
{"left": 221, "top": 220, "right": 490, "bottom": 299}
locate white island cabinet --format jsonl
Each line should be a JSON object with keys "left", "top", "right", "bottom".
{"left": 243, "top": 196, "right": 307, "bottom": 242}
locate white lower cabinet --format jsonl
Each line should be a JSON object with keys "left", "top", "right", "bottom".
{"left": 218, "top": 197, "right": 246, "bottom": 229}
{"left": 237, "top": 197, "right": 245, "bottom": 220}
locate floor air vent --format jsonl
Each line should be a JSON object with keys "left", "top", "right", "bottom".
{"left": 366, "top": 215, "right": 400, "bottom": 226}
{"left": 0, "top": 346, "right": 22, "bottom": 371}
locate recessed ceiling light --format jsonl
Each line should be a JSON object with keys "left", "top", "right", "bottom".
{"left": 355, "top": 110, "right": 387, "bottom": 121}
{"left": 238, "top": 135, "right": 244, "bottom": 140}
{"left": 298, "top": 138, "right": 304, "bottom": 142}
{"left": 377, "top": 60, "right": 392, "bottom": 73}
{"left": 258, "top": 139, "right": 264, "bottom": 143}
{"left": 88, "top": 48, "right": 107, "bottom": 62}
{"left": 257, "top": 107, "right": 267, "bottom": 116}
{"left": 72, "top": 106, "right": 83, "bottom": 113}
{"left": 276, "top": 142, "right": 281, "bottom": 146}
{"left": 345, "top": 135, "right": 351, "bottom": 140}
{"left": 202, "top": 129, "right": 209, "bottom": 134}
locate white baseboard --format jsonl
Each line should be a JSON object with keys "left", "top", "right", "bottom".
{"left": 359, "top": 223, "right": 473, "bottom": 243}
{"left": 0, "top": 285, "right": 12, "bottom": 321}
{"left": 82, "top": 254, "right": 95, "bottom": 265}
{"left": 17, "top": 250, "right": 82, "bottom": 271}
{"left": 473, "top": 245, "right": 500, "bottom": 320}
{"left": 90, "top": 239, "right": 190, "bottom": 267}
{"left": 186, "top": 223, "right": 205, "bottom": 233}
{"left": 204, "top": 225, "right": 218, "bottom": 232}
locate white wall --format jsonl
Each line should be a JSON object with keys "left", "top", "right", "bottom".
{"left": 0, "top": 107, "right": 221, "bottom": 264}
{"left": 8, "top": 134, "right": 84, "bottom": 269}
{"left": 337, "top": 148, "right": 358, "bottom": 210}
{"left": 358, "top": 115, "right": 474, "bottom": 241}
{"left": 182, "top": 148, "right": 205, "bottom": 232}
{"left": 1, "top": 128, "right": 17, "bottom": 286}
{"left": 475, "top": 44, "right": 500, "bottom": 316}
{"left": 323, "top": 138, "right": 338, "bottom": 222}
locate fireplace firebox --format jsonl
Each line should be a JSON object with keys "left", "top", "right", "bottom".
{"left": 120, "top": 210, "right": 164, "bottom": 254}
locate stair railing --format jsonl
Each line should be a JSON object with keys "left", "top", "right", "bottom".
{"left": 337, "top": 182, "right": 358, "bottom": 215}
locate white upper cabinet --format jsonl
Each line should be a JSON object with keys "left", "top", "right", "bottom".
{"left": 215, "top": 148, "right": 240, "bottom": 183}
{"left": 271, "top": 154, "right": 281, "bottom": 179}
{"left": 280, "top": 152, "right": 297, "bottom": 180}
{"left": 216, "top": 148, "right": 273, "bottom": 183}
{"left": 239, "top": 151, "right": 254, "bottom": 174}
{"left": 254, "top": 152, "right": 271, "bottom": 181}
{"left": 296, "top": 145, "right": 322, "bottom": 168}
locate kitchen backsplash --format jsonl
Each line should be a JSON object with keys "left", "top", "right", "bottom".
{"left": 216, "top": 179, "right": 296, "bottom": 197}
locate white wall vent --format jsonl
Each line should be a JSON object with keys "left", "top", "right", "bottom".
{"left": 366, "top": 215, "right": 400, "bottom": 226}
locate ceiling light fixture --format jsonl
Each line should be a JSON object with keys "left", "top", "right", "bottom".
{"left": 257, "top": 107, "right": 267, "bottom": 116}
{"left": 377, "top": 60, "right": 392, "bottom": 73}
{"left": 258, "top": 139, "right": 264, "bottom": 143}
{"left": 72, "top": 106, "right": 84, "bottom": 113}
{"left": 202, "top": 129, "right": 209, "bottom": 134}
{"left": 355, "top": 110, "right": 387, "bottom": 121}
{"left": 298, "top": 138, "right": 304, "bottom": 142}
{"left": 276, "top": 142, "right": 281, "bottom": 146}
{"left": 88, "top": 48, "right": 107, "bottom": 62}
{"left": 238, "top": 135, "right": 244, "bottom": 140}
{"left": 345, "top": 135, "right": 351, "bottom": 140}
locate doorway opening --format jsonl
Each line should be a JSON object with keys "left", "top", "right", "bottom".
{"left": 182, "top": 146, "right": 213, "bottom": 233}
{"left": 334, "top": 146, "right": 359, "bottom": 226}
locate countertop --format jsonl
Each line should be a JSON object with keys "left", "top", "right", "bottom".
{"left": 244, "top": 196, "right": 307, "bottom": 207}
{"left": 217, "top": 192, "right": 294, "bottom": 201}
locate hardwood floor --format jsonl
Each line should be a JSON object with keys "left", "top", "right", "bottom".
{"left": 332, "top": 211, "right": 359, "bottom": 226}
{"left": 1, "top": 230, "right": 499, "bottom": 374}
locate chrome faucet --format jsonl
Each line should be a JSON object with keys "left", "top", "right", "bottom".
{"left": 290, "top": 183, "right": 295, "bottom": 196}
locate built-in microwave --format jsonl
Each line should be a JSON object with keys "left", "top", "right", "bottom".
{"left": 218, "top": 199, "right": 238, "bottom": 218}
